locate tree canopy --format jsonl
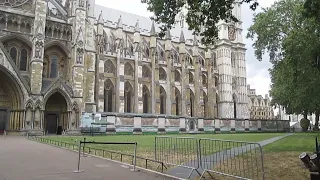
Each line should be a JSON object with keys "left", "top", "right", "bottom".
{"left": 303, "top": 0, "right": 320, "bottom": 21}
{"left": 141, "top": 0, "right": 259, "bottom": 46}
{"left": 248, "top": 0, "right": 320, "bottom": 126}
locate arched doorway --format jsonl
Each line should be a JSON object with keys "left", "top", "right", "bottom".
{"left": 44, "top": 92, "right": 68, "bottom": 134}
{"left": 0, "top": 67, "right": 23, "bottom": 131}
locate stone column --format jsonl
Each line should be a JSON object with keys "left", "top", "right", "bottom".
{"left": 106, "top": 115, "right": 116, "bottom": 134}
{"left": 216, "top": 46, "right": 233, "bottom": 119}
{"left": 30, "top": 0, "right": 47, "bottom": 94}
{"left": 134, "top": 52, "right": 143, "bottom": 113}
{"left": 117, "top": 60, "right": 124, "bottom": 112}
{"left": 133, "top": 116, "right": 142, "bottom": 134}
{"left": 198, "top": 118, "right": 204, "bottom": 132}
{"left": 97, "top": 54, "right": 105, "bottom": 112}
{"left": 165, "top": 32, "right": 172, "bottom": 115}
{"left": 151, "top": 48, "right": 160, "bottom": 114}
{"left": 237, "top": 50, "right": 249, "bottom": 119}
{"left": 192, "top": 36, "right": 204, "bottom": 118}
{"left": 231, "top": 119, "right": 236, "bottom": 132}
{"left": 215, "top": 118, "right": 221, "bottom": 133}
{"left": 71, "top": 0, "right": 87, "bottom": 114}
{"left": 179, "top": 32, "right": 187, "bottom": 116}
{"left": 258, "top": 120, "right": 262, "bottom": 132}
{"left": 179, "top": 117, "right": 186, "bottom": 133}
{"left": 206, "top": 49, "right": 216, "bottom": 118}
{"left": 157, "top": 116, "right": 166, "bottom": 134}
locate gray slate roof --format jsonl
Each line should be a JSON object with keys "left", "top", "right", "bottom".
{"left": 94, "top": 5, "right": 196, "bottom": 43}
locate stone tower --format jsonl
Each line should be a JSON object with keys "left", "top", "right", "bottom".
{"left": 215, "top": 1, "right": 249, "bottom": 119}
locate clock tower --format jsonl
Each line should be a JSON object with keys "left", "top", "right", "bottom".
{"left": 215, "top": 1, "right": 249, "bottom": 119}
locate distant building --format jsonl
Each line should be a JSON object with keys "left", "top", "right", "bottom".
{"left": 247, "top": 85, "right": 274, "bottom": 120}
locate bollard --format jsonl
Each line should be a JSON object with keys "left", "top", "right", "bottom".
{"left": 82, "top": 137, "right": 86, "bottom": 157}
{"left": 131, "top": 142, "right": 137, "bottom": 172}
{"left": 73, "top": 140, "right": 83, "bottom": 173}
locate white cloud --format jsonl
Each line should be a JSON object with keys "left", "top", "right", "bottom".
{"left": 95, "top": 0, "right": 152, "bottom": 17}
{"left": 95, "top": 0, "right": 276, "bottom": 98}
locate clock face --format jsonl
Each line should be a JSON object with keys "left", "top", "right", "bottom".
{"left": 228, "top": 26, "right": 236, "bottom": 41}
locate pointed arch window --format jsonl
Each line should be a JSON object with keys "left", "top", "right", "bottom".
{"left": 159, "top": 67, "right": 167, "bottom": 81}
{"left": 19, "top": 49, "right": 28, "bottom": 71}
{"left": 50, "top": 55, "right": 58, "bottom": 78}
{"left": 142, "top": 85, "right": 150, "bottom": 113}
{"left": 9, "top": 47, "right": 17, "bottom": 64}
{"left": 160, "top": 86, "right": 166, "bottom": 114}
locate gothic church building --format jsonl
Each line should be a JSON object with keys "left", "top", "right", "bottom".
{"left": 0, "top": 0, "right": 249, "bottom": 134}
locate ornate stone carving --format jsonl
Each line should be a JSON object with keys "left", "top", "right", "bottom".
{"left": 0, "top": 0, "right": 32, "bottom": 11}
{"left": 104, "top": 60, "right": 115, "bottom": 74}
{"left": 142, "top": 65, "right": 151, "bottom": 79}
{"left": 76, "top": 46, "right": 84, "bottom": 64}
{"left": 34, "top": 40, "right": 43, "bottom": 59}
{"left": 124, "top": 62, "right": 133, "bottom": 76}
{"left": 159, "top": 67, "right": 167, "bottom": 80}
{"left": 79, "top": 0, "right": 85, "bottom": 7}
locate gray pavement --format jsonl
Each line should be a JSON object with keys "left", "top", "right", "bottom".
{"left": 0, "top": 136, "right": 175, "bottom": 180}
{"left": 167, "top": 133, "right": 294, "bottom": 179}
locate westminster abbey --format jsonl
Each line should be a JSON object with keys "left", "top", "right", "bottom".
{"left": 0, "top": 0, "right": 249, "bottom": 134}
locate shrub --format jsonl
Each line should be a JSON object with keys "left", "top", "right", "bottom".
{"left": 300, "top": 118, "right": 310, "bottom": 132}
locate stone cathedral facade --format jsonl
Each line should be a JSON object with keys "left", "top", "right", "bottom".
{"left": 0, "top": 0, "right": 249, "bottom": 134}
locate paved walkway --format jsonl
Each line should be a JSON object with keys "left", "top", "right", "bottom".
{"left": 0, "top": 136, "right": 174, "bottom": 180}
{"left": 167, "top": 133, "right": 294, "bottom": 179}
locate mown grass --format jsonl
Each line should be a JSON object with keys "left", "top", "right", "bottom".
{"left": 206, "top": 133, "right": 318, "bottom": 180}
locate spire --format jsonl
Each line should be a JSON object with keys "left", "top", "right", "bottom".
{"left": 179, "top": 29, "right": 185, "bottom": 43}
{"left": 135, "top": 20, "right": 140, "bottom": 32}
{"left": 98, "top": 11, "right": 104, "bottom": 24}
{"left": 193, "top": 34, "right": 198, "bottom": 46}
{"left": 150, "top": 21, "right": 156, "bottom": 36}
{"left": 117, "top": 15, "right": 123, "bottom": 29}
{"left": 165, "top": 29, "right": 171, "bottom": 40}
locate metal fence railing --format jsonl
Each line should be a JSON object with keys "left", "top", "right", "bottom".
{"left": 154, "top": 136, "right": 201, "bottom": 178}
{"left": 28, "top": 135, "right": 265, "bottom": 180}
{"left": 199, "top": 139, "right": 265, "bottom": 180}
{"left": 28, "top": 136, "right": 167, "bottom": 173}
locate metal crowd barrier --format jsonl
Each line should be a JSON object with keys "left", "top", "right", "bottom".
{"left": 154, "top": 136, "right": 201, "bottom": 178}
{"left": 28, "top": 136, "right": 167, "bottom": 173}
{"left": 29, "top": 136, "right": 265, "bottom": 180}
{"left": 199, "top": 138, "right": 265, "bottom": 180}
{"left": 74, "top": 140, "right": 138, "bottom": 173}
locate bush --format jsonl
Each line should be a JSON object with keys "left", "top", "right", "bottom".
{"left": 300, "top": 118, "right": 310, "bottom": 132}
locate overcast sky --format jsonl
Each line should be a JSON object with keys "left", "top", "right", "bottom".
{"left": 95, "top": 0, "right": 277, "bottom": 97}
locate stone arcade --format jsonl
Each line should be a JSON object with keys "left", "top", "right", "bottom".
{"left": 0, "top": 0, "right": 250, "bottom": 134}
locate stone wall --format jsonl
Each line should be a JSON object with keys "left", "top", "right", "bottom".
{"left": 80, "top": 113, "right": 290, "bottom": 134}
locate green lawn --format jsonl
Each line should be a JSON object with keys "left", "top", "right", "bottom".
{"left": 44, "top": 133, "right": 284, "bottom": 156}
{"left": 263, "top": 133, "right": 318, "bottom": 152}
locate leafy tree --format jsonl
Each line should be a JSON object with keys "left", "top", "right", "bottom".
{"left": 141, "top": 0, "right": 259, "bottom": 46}
{"left": 248, "top": 0, "right": 320, "bottom": 128}
{"left": 303, "top": 0, "right": 320, "bottom": 22}
{"left": 246, "top": 0, "right": 306, "bottom": 62}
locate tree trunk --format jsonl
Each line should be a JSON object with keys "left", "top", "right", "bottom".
{"left": 315, "top": 112, "right": 319, "bottom": 131}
